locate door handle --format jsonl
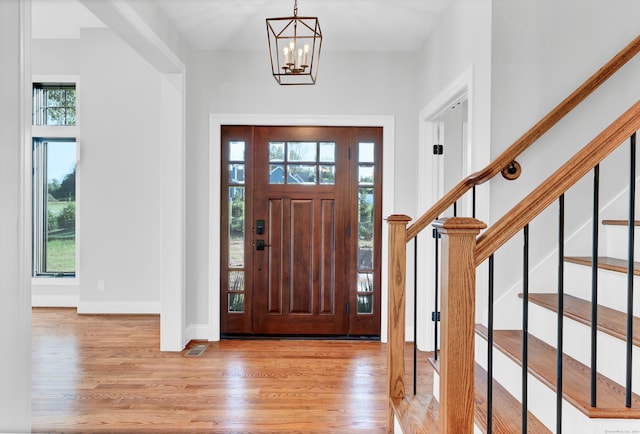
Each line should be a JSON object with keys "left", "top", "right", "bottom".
{"left": 255, "top": 240, "right": 270, "bottom": 250}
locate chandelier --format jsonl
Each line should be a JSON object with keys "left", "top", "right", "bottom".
{"left": 266, "top": 0, "right": 322, "bottom": 85}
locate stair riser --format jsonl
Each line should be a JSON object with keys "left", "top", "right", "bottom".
{"left": 527, "top": 303, "right": 640, "bottom": 394}
{"left": 475, "top": 336, "right": 593, "bottom": 433}
{"left": 565, "top": 262, "right": 640, "bottom": 314}
{"left": 603, "top": 225, "right": 640, "bottom": 259}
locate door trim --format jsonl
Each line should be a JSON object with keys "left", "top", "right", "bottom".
{"left": 416, "top": 65, "right": 491, "bottom": 351}
{"left": 209, "top": 114, "right": 395, "bottom": 342}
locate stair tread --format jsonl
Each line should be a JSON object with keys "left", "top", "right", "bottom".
{"left": 602, "top": 219, "right": 640, "bottom": 226}
{"left": 565, "top": 256, "right": 640, "bottom": 276}
{"left": 429, "top": 359, "right": 550, "bottom": 433}
{"left": 391, "top": 394, "right": 439, "bottom": 434}
{"left": 476, "top": 325, "right": 640, "bottom": 418}
{"left": 524, "top": 292, "right": 640, "bottom": 347}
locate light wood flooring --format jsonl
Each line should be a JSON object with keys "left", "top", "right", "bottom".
{"left": 32, "top": 308, "right": 433, "bottom": 433}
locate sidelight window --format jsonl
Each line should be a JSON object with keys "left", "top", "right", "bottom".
{"left": 227, "top": 141, "right": 246, "bottom": 312}
{"left": 356, "top": 142, "right": 376, "bottom": 314}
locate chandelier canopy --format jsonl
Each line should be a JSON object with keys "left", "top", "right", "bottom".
{"left": 266, "top": 0, "right": 322, "bottom": 85}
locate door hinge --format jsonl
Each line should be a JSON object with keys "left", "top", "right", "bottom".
{"left": 346, "top": 302, "right": 350, "bottom": 314}
{"left": 433, "top": 144, "right": 443, "bottom": 155}
{"left": 347, "top": 225, "right": 351, "bottom": 237}
{"left": 348, "top": 147, "right": 351, "bottom": 160}
{"left": 431, "top": 311, "right": 440, "bottom": 322}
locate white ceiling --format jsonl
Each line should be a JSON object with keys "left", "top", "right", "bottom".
{"left": 32, "top": 0, "right": 452, "bottom": 53}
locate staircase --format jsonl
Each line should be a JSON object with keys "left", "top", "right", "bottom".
{"left": 472, "top": 219, "right": 640, "bottom": 433}
{"left": 385, "top": 35, "right": 640, "bottom": 434}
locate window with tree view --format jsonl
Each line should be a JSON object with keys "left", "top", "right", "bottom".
{"left": 33, "top": 83, "right": 76, "bottom": 126}
{"left": 33, "top": 139, "right": 76, "bottom": 276}
{"left": 227, "top": 141, "right": 246, "bottom": 312}
{"left": 356, "top": 142, "right": 375, "bottom": 314}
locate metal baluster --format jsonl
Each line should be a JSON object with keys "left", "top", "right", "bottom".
{"left": 522, "top": 225, "right": 529, "bottom": 434}
{"left": 434, "top": 227, "right": 440, "bottom": 361}
{"left": 591, "top": 165, "right": 599, "bottom": 408}
{"left": 626, "top": 132, "right": 636, "bottom": 408}
{"left": 473, "top": 185, "right": 477, "bottom": 219}
{"left": 488, "top": 254, "right": 495, "bottom": 434}
{"left": 413, "top": 236, "right": 418, "bottom": 395}
{"left": 557, "top": 194, "right": 565, "bottom": 433}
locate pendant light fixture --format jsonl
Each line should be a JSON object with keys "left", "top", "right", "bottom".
{"left": 266, "top": 0, "right": 322, "bottom": 85}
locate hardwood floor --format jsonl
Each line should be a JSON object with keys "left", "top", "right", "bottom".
{"left": 32, "top": 308, "right": 433, "bottom": 433}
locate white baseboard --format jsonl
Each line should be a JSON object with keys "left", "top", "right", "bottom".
{"left": 185, "top": 323, "right": 210, "bottom": 343}
{"left": 32, "top": 294, "right": 79, "bottom": 307}
{"left": 77, "top": 301, "right": 161, "bottom": 314}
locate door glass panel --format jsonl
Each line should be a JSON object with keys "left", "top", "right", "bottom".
{"left": 269, "top": 164, "right": 285, "bottom": 183}
{"left": 288, "top": 164, "right": 316, "bottom": 184}
{"left": 229, "top": 164, "right": 245, "bottom": 184}
{"left": 359, "top": 142, "right": 375, "bottom": 163}
{"left": 287, "top": 141, "right": 316, "bottom": 162}
{"left": 226, "top": 140, "right": 246, "bottom": 314}
{"left": 228, "top": 269, "right": 244, "bottom": 313}
{"left": 269, "top": 142, "right": 285, "bottom": 161}
{"left": 358, "top": 165, "right": 374, "bottom": 185}
{"left": 228, "top": 292, "right": 245, "bottom": 313}
{"left": 357, "top": 294, "right": 373, "bottom": 314}
{"left": 358, "top": 187, "right": 374, "bottom": 268}
{"left": 356, "top": 140, "right": 376, "bottom": 316}
{"left": 268, "top": 141, "right": 336, "bottom": 185}
{"left": 357, "top": 272, "right": 373, "bottom": 292}
{"left": 319, "top": 165, "right": 335, "bottom": 184}
{"left": 229, "top": 141, "right": 245, "bottom": 161}
{"left": 319, "top": 142, "right": 335, "bottom": 162}
{"left": 228, "top": 186, "right": 245, "bottom": 267}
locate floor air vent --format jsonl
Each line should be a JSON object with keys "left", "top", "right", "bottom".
{"left": 184, "top": 344, "right": 208, "bottom": 357}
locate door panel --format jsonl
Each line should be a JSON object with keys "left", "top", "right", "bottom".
{"left": 288, "top": 199, "right": 313, "bottom": 314}
{"left": 319, "top": 199, "right": 335, "bottom": 315}
{"left": 253, "top": 126, "right": 349, "bottom": 335}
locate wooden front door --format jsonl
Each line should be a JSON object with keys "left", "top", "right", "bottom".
{"left": 220, "top": 125, "right": 382, "bottom": 337}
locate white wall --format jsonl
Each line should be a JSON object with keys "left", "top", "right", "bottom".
{"left": 0, "top": 0, "right": 31, "bottom": 431}
{"left": 489, "top": 0, "right": 640, "bottom": 328}
{"left": 417, "top": 0, "right": 493, "bottom": 194}
{"left": 185, "top": 48, "right": 420, "bottom": 329}
{"left": 31, "top": 39, "right": 79, "bottom": 74}
{"left": 77, "top": 28, "right": 163, "bottom": 313}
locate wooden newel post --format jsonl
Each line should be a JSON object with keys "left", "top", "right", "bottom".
{"left": 433, "top": 217, "right": 486, "bottom": 434}
{"left": 386, "top": 214, "right": 411, "bottom": 433}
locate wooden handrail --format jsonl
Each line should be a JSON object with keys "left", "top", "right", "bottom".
{"left": 476, "top": 100, "right": 640, "bottom": 265}
{"left": 406, "top": 34, "right": 640, "bottom": 242}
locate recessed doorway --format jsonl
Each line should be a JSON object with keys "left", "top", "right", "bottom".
{"left": 220, "top": 125, "right": 383, "bottom": 337}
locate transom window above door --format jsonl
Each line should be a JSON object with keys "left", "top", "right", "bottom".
{"left": 268, "top": 141, "right": 336, "bottom": 185}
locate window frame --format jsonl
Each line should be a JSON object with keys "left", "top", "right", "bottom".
{"left": 32, "top": 82, "right": 77, "bottom": 126}
{"left": 32, "top": 76, "right": 80, "bottom": 282}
